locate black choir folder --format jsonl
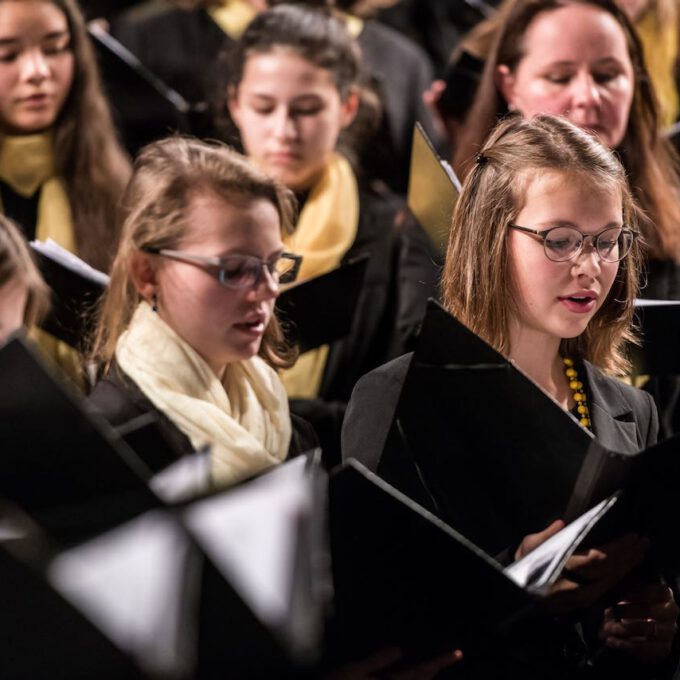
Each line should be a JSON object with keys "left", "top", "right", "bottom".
{"left": 378, "top": 300, "right": 680, "bottom": 567}
{"left": 407, "top": 122, "right": 461, "bottom": 257}
{"left": 328, "top": 459, "right": 620, "bottom": 661}
{"left": 0, "top": 333, "right": 156, "bottom": 544}
{"left": 88, "top": 23, "right": 193, "bottom": 155}
{"left": 630, "top": 298, "right": 680, "bottom": 375}
{"left": 277, "top": 255, "right": 369, "bottom": 353}
{"left": 0, "top": 455, "right": 327, "bottom": 678}
{"left": 0, "top": 334, "right": 327, "bottom": 676}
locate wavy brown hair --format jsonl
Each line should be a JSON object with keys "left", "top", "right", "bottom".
{"left": 89, "top": 136, "right": 298, "bottom": 371}
{"left": 0, "top": 216, "right": 49, "bottom": 328}
{"left": 443, "top": 115, "right": 642, "bottom": 375}
{"left": 453, "top": 0, "right": 680, "bottom": 263}
{"left": 41, "top": 0, "right": 131, "bottom": 271}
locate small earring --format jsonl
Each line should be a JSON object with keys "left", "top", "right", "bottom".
{"left": 151, "top": 293, "right": 158, "bottom": 313}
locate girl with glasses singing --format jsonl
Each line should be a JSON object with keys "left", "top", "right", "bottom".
{"left": 343, "top": 115, "right": 678, "bottom": 678}
{"left": 87, "top": 136, "right": 315, "bottom": 490}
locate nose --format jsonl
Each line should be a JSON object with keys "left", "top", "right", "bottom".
{"left": 270, "top": 106, "right": 297, "bottom": 141}
{"left": 570, "top": 72, "right": 601, "bottom": 111}
{"left": 573, "top": 240, "right": 603, "bottom": 278}
{"left": 21, "top": 49, "right": 50, "bottom": 83}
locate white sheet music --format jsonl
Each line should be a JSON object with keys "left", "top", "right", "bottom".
{"left": 504, "top": 495, "right": 618, "bottom": 594}
{"left": 30, "top": 239, "right": 110, "bottom": 286}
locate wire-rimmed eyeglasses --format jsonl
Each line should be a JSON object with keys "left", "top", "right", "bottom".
{"left": 142, "top": 247, "right": 302, "bottom": 290}
{"left": 508, "top": 224, "right": 638, "bottom": 263}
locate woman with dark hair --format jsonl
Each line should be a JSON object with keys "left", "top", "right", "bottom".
{"left": 454, "top": 0, "right": 680, "bottom": 299}
{"left": 221, "top": 4, "right": 437, "bottom": 463}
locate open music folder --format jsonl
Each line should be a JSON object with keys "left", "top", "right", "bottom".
{"left": 375, "top": 300, "right": 680, "bottom": 568}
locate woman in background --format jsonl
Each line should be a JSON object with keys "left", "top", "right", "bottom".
{"left": 0, "top": 0, "right": 129, "bottom": 271}
{"left": 222, "top": 4, "right": 437, "bottom": 463}
{"left": 454, "top": 0, "right": 680, "bottom": 300}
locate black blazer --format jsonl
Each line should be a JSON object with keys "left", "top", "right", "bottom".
{"left": 342, "top": 353, "right": 658, "bottom": 473}
{"left": 290, "top": 187, "right": 439, "bottom": 468}
{"left": 341, "top": 355, "right": 675, "bottom": 680}
{"left": 88, "top": 361, "right": 318, "bottom": 464}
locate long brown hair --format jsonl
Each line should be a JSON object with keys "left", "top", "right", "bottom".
{"left": 46, "top": 0, "right": 131, "bottom": 271}
{"left": 454, "top": 0, "right": 680, "bottom": 262}
{"left": 0, "top": 216, "right": 49, "bottom": 328}
{"left": 89, "top": 136, "right": 297, "bottom": 371}
{"left": 443, "top": 115, "right": 642, "bottom": 374}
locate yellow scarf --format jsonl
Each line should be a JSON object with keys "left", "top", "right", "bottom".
{"left": 117, "top": 302, "right": 291, "bottom": 489}
{"left": 0, "top": 133, "right": 81, "bottom": 383}
{"left": 208, "top": 0, "right": 258, "bottom": 40}
{"left": 636, "top": 9, "right": 679, "bottom": 128}
{"left": 280, "top": 153, "right": 360, "bottom": 398}
{"left": 0, "top": 133, "right": 75, "bottom": 249}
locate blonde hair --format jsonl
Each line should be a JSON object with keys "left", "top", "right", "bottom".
{"left": 0, "top": 217, "right": 50, "bottom": 328}
{"left": 443, "top": 115, "right": 642, "bottom": 375}
{"left": 89, "top": 136, "right": 297, "bottom": 369}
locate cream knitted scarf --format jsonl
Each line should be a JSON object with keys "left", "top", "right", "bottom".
{"left": 116, "top": 303, "right": 291, "bottom": 488}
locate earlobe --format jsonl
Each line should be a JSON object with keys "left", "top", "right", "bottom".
{"left": 340, "top": 88, "right": 360, "bottom": 129}
{"left": 496, "top": 65, "right": 518, "bottom": 111}
{"left": 129, "top": 251, "right": 158, "bottom": 306}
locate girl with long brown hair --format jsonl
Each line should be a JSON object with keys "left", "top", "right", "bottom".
{"left": 344, "top": 115, "right": 678, "bottom": 678}
{"left": 0, "top": 0, "right": 130, "bottom": 272}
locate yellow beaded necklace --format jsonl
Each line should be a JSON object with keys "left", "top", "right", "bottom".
{"left": 563, "top": 358, "right": 592, "bottom": 430}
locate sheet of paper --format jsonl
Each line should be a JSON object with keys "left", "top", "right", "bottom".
{"left": 30, "top": 238, "right": 110, "bottom": 286}
{"left": 504, "top": 495, "right": 618, "bottom": 594}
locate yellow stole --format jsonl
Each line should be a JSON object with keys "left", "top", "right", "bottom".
{"left": 280, "top": 153, "right": 360, "bottom": 398}
{"left": 208, "top": 0, "right": 258, "bottom": 40}
{"left": 0, "top": 133, "right": 81, "bottom": 383}
{"left": 636, "top": 9, "right": 679, "bottom": 128}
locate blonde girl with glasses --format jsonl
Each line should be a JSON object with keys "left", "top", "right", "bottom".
{"left": 88, "top": 136, "right": 316, "bottom": 490}
{"left": 343, "top": 115, "right": 678, "bottom": 678}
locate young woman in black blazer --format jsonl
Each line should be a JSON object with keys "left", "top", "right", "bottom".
{"left": 343, "top": 115, "right": 678, "bottom": 678}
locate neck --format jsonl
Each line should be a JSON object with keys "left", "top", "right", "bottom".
{"left": 508, "top": 326, "right": 570, "bottom": 409}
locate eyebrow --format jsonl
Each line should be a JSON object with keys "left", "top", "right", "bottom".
{"left": 537, "top": 220, "right": 624, "bottom": 231}
{"left": 0, "top": 30, "right": 70, "bottom": 47}
{"left": 541, "top": 56, "right": 625, "bottom": 68}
